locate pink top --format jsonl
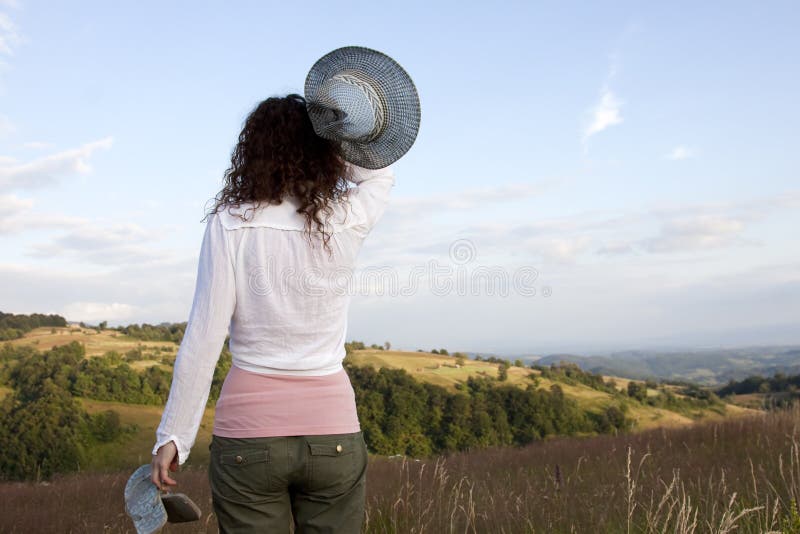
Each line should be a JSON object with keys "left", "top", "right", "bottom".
{"left": 212, "top": 363, "right": 361, "bottom": 438}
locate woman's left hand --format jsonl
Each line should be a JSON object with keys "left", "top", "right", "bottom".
{"left": 151, "top": 441, "right": 179, "bottom": 490}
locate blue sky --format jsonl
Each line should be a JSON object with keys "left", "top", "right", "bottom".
{"left": 1, "top": 1, "right": 798, "bottom": 355}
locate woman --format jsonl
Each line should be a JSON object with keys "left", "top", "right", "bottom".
{"left": 149, "top": 93, "right": 395, "bottom": 533}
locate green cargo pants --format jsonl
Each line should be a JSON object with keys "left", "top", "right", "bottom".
{"left": 208, "top": 431, "right": 368, "bottom": 533}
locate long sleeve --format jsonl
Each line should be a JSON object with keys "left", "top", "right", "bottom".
{"left": 151, "top": 213, "right": 237, "bottom": 465}
{"left": 345, "top": 163, "right": 396, "bottom": 236}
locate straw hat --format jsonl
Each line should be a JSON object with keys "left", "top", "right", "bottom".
{"left": 304, "top": 45, "right": 421, "bottom": 169}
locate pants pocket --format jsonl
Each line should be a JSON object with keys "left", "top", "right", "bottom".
{"left": 209, "top": 442, "right": 270, "bottom": 503}
{"left": 305, "top": 433, "right": 361, "bottom": 496}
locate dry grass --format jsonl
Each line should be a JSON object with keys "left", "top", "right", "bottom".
{"left": 2, "top": 406, "right": 799, "bottom": 533}
{"left": 350, "top": 350, "right": 512, "bottom": 389}
{"left": 127, "top": 360, "right": 171, "bottom": 372}
{"left": 7, "top": 326, "right": 176, "bottom": 358}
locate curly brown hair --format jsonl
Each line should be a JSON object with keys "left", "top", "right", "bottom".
{"left": 204, "top": 94, "right": 353, "bottom": 253}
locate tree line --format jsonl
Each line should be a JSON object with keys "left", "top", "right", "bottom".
{"left": 718, "top": 372, "right": 800, "bottom": 396}
{"left": 717, "top": 372, "right": 800, "bottom": 409}
{"left": 0, "top": 311, "right": 67, "bottom": 341}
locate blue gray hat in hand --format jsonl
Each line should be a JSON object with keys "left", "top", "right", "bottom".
{"left": 124, "top": 464, "right": 201, "bottom": 534}
{"left": 304, "top": 45, "right": 421, "bottom": 169}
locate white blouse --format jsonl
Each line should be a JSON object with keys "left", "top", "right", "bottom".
{"left": 152, "top": 163, "right": 395, "bottom": 465}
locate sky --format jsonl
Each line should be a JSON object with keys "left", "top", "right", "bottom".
{"left": 1, "top": 1, "right": 798, "bottom": 355}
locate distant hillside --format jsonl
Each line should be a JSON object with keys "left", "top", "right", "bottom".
{"left": 0, "top": 325, "right": 761, "bottom": 480}
{"left": 717, "top": 372, "right": 800, "bottom": 410}
{"left": 348, "top": 348, "right": 756, "bottom": 430}
{"left": 535, "top": 345, "right": 800, "bottom": 386}
{"left": 4, "top": 326, "right": 759, "bottom": 433}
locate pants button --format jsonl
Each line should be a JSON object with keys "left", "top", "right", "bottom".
{"left": 336, "top": 444, "right": 343, "bottom": 453}
{"left": 235, "top": 455, "right": 243, "bottom": 464}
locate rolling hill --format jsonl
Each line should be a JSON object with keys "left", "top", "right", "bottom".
{"left": 1, "top": 325, "right": 761, "bottom": 471}
{"left": 534, "top": 345, "right": 800, "bottom": 385}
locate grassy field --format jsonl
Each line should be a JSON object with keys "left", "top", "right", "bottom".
{"left": 1, "top": 405, "right": 798, "bottom": 533}
{"left": 6, "top": 326, "right": 177, "bottom": 359}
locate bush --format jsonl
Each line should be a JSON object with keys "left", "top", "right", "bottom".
{"left": 89, "top": 410, "right": 122, "bottom": 442}
{"left": 627, "top": 381, "right": 647, "bottom": 402}
{"left": 497, "top": 365, "right": 508, "bottom": 381}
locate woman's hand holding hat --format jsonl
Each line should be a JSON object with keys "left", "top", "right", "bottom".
{"left": 151, "top": 440, "right": 179, "bottom": 491}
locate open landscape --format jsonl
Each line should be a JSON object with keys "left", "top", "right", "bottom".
{"left": 3, "top": 3, "right": 799, "bottom": 532}
{"left": 2, "top": 318, "right": 799, "bottom": 532}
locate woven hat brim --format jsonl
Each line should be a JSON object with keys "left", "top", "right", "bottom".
{"left": 124, "top": 464, "right": 167, "bottom": 534}
{"left": 305, "top": 46, "right": 421, "bottom": 169}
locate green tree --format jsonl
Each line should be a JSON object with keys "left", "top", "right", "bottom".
{"left": 0, "top": 381, "right": 90, "bottom": 481}
{"left": 89, "top": 410, "right": 122, "bottom": 442}
{"left": 627, "top": 381, "right": 647, "bottom": 402}
{"left": 497, "top": 366, "right": 508, "bottom": 381}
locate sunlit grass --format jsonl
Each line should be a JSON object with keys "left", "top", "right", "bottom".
{"left": 7, "top": 326, "right": 176, "bottom": 358}
{"left": 2, "top": 405, "right": 798, "bottom": 533}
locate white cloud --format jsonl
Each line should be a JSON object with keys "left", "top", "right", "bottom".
{"left": 0, "top": 193, "right": 32, "bottom": 232}
{"left": 666, "top": 145, "right": 694, "bottom": 161}
{"left": 410, "top": 190, "right": 796, "bottom": 264}
{"left": 596, "top": 241, "right": 636, "bottom": 256}
{"left": 771, "top": 191, "right": 800, "bottom": 209}
{"left": 523, "top": 235, "right": 592, "bottom": 263}
{"left": 27, "top": 222, "right": 175, "bottom": 265}
{"left": 0, "top": 191, "right": 178, "bottom": 266}
{"left": 0, "top": 12, "right": 20, "bottom": 56}
{"left": 0, "top": 137, "right": 114, "bottom": 191}
{"left": 0, "top": 192, "right": 30, "bottom": 213}
{"left": 582, "top": 89, "right": 623, "bottom": 145}
{"left": 19, "top": 141, "right": 53, "bottom": 150}
{"left": 642, "top": 214, "right": 750, "bottom": 253}
{"left": 60, "top": 301, "right": 140, "bottom": 323}
{"left": 386, "top": 182, "right": 545, "bottom": 221}
{"left": 0, "top": 258, "right": 199, "bottom": 326}
{"left": 0, "top": 192, "right": 90, "bottom": 234}
{"left": 1, "top": 212, "right": 87, "bottom": 235}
